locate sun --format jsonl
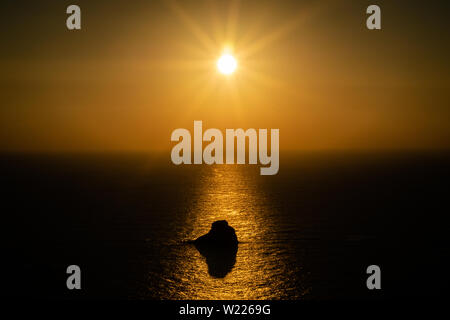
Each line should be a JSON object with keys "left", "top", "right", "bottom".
{"left": 217, "top": 53, "right": 237, "bottom": 75}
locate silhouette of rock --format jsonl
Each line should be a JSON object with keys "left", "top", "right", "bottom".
{"left": 193, "top": 220, "right": 238, "bottom": 278}
{"left": 194, "top": 220, "right": 238, "bottom": 246}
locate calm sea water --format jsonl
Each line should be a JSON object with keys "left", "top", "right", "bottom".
{"left": 1, "top": 151, "right": 449, "bottom": 299}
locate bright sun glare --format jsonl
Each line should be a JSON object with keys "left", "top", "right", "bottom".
{"left": 217, "top": 53, "right": 237, "bottom": 75}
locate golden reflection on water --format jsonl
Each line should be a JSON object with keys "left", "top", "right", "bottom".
{"left": 164, "top": 165, "right": 307, "bottom": 300}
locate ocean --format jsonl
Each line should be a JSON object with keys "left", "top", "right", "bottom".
{"left": 1, "top": 151, "right": 449, "bottom": 299}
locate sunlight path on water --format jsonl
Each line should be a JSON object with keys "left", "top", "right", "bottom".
{"left": 159, "top": 165, "right": 307, "bottom": 299}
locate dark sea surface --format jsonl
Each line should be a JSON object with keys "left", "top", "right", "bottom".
{"left": 1, "top": 151, "right": 449, "bottom": 299}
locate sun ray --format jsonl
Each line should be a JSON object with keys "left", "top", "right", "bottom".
{"left": 239, "top": 2, "right": 325, "bottom": 59}
{"left": 226, "top": 76, "right": 245, "bottom": 123}
{"left": 225, "top": 0, "right": 241, "bottom": 44}
{"left": 161, "top": 0, "right": 332, "bottom": 123}
{"left": 166, "top": 0, "right": 218, "bottom": 55}
{"left": 185, "top": 70, "right": 220, "bottom": 113}
{"left": 206, "top": 0, "right": 226, "bottom": 46}
{"left": 234, "top": 7, "right": 269, "bottom": 51}
{"left": 241, "top": 66, "right": 287, "bottom": 90}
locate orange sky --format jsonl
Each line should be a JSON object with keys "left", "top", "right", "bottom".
{"left": 1, "top": 0, "right": 449, "bottom": 152}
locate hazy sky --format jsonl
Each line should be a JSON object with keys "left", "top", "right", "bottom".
{"left": 1, "top": 0, "right": 449, "bottom": 151}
